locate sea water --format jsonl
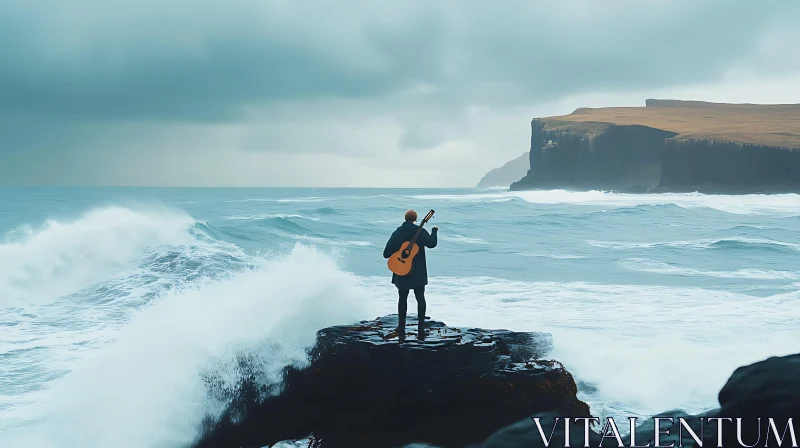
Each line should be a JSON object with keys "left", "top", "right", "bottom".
{"left": 1, "top": 187, "right": 799, "bottom": 447}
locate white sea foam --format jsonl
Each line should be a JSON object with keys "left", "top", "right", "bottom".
{"left": 0, "top": 207, "right": 196, "bottom": 305}
{"left": 413, "top": 190, "right": 800, "bottom": 215}
{"left": 224, "top": 197, "right": 327, "bottom": 204}
{"left": 224, "top": 213, "right": 320, "bottom": 221}
{"left": 294, "top": 235, "right": 374, "bottom": 247}
{"left": 516, "top": 251, "right": 586, "bottom": 260}
{"left": 411, "top": 192, "right": 517, "bottom": 203}
{"left": 229, "top": 194, "right": 391, "bottom": 204}
{"left": 0, "top": 245, "right": 374, "bottom": 448}
{"left": 276, "top": 197, "right": 327, "bottom": 203}
{"left": 346, "top": 241, "right": 374, "bottom": 247}
{"left": 358, "top": 275, "right": 800, "bottom": 424}
{"left": 222, "top": 198, "right": 275, "bottom": 203}
{"left": 441, "top": 234, "right": 489, "bottom": 245}
{"left": 587, "top": 236, "right": 800, "bottom": 252}
{"left": 619, "top": 258, "right": 800, "bottom": 280}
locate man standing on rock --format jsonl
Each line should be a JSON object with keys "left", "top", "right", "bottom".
{"left": 383, "top": 209, "right": 438, "bottom": 342}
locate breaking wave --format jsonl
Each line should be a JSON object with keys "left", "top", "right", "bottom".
{"left": 0, "top": 207, "right": 197, "bottom": 305}
{"left": 1, "top": 244, "right": 371, "bottom": 448}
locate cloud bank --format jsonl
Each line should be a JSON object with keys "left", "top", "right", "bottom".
{"left": 2, "top": 0, "right": 799, "bottom": 186}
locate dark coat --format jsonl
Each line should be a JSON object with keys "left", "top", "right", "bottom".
{"left": 383, "top": 222, "right": 438, "bottom": 289}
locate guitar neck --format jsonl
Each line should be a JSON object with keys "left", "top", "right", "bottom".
{"left": 408, "top": 224, "right": 426, "bottom": 246}
{"left": 408, "top": 211, "right": 434, "bottom": 246}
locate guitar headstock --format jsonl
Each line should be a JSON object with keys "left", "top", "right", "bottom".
{"left": 421, "top": 209, "right": 435, "bottom": 225}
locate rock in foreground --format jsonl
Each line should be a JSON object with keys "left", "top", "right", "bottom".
{"left": 195, "top": 315, "right": 590, "bottom": 448}
{"left": 710, "top": 353, "right": 800, "bottom": 448}
{"left": 413, "top": 352, "right": 800, "bottom": 448}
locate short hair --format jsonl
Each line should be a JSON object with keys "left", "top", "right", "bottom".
{"left": 404, "top": 210, "right": 417, "bottom": 222}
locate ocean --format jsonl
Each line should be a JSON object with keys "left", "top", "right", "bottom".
{"left": 1, "top": 187, "right": 799, "bottom": 447}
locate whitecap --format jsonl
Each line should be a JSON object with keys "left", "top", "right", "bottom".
{"left": 414, "top": 189, "right": 800, "bottom": 216}
{"left": 618, "top": 258, "right": 800, "bottom": 280}
{"left": 586, "top": 237, "right": 800, "bottom": 252}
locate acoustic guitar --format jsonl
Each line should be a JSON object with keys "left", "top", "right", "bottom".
{"left": 387, "top": 210, "right": 435, "bottom": 276}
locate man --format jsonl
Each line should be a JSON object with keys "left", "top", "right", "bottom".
{"left": 383, "top": 209, "right": 438, "bottom": 342}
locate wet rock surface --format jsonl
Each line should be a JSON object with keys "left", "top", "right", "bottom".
{"left": 194, "top": 315, "right": 590, "bottom": 448}
{"left": 404, "top": 354, "right": 800, "bottom": 448}
{"left": 710, "top": 353, "right": 800, "bottom": 448}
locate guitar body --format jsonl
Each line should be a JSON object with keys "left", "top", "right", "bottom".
{"left": 386, "top": 209, "right": 434, "bottom": 277}
{"left": 387, "top": 241, "right": 420, "bottom": 276}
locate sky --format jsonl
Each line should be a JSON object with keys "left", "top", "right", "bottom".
{"left": 1, "top": 0, "right": 800, "bottom": 187}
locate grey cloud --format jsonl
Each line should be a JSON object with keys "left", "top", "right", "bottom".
{"left": 2, "top": 0, "right": 797, "bottom": 123}
{"left": 446, "top": 1, "right": 799, "bottom": 104}
{"left": 2, "top": 0, "right": 800, "bottom": 186}
{"left": 0, "top": 1, "right": 446, "bottom": 121}
{"left": 398, "top": 125, "right": 447, "bottom": 150}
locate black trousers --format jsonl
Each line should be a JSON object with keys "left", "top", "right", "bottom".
{"left": 397, "top": 286, "right": 426, "bottom": 330}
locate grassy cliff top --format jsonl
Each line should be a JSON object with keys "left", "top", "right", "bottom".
{"left": 541, "top": 99, "right": 800, "bottom": 149}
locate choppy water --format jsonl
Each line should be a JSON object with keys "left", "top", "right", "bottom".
{"left": 1, "top": 187, "right": 799, "bottom": 447}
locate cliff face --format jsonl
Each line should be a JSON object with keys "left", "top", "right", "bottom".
{"left": 660, "top": 139, "right": 800, "bottom": 192}
{"left": 510, "top": 119, "right": 675, "bottom": 191}
{"left": 510, "top": 100, "right": 800, "bottom": 193}
{"left": 476, "top": 152, "right": 529, "bottom": 188}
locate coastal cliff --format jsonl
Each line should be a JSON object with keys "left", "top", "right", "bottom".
{"left": 510, "top": 100, "right": 800, "bottom": 193}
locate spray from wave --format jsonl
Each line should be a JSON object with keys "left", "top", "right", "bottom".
{"left": 0, "top": 206, "right": 252, "bottom": 427}
{"left": 0, "top": 207, "right": 197, "bottom": 305}
{"left": 0, "top": 244, "right": 372, "bottom": 448}
{"left": 0, "top": 205, "right": 375, "bottom": 447}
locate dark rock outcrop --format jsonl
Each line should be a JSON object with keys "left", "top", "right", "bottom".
{"left": 406, "top": 353, "right": 800, "bottom": 448}
{"left": 510, "top": 100, "right": 800, "bottom": 193}
{"left": 401, "top": 410, "right": 713, "bottom": 448}
{"left": 195, "top": 315, "right": 590, "bottom": 448}
{"left": 718, "top": 353, "right": 800, "bottom": 419}
{"left": 475, "top": 412, "right": 604, "bottom": 448}
{"left": 476, "top": 152, "right": 530, "bottom": 188}
{"left": 707, "top": 353, "right": 800, "bottom": 448}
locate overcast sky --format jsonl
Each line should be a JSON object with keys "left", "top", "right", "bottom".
{"left": 2, "top": 0, "right": 799, "bottom": 187}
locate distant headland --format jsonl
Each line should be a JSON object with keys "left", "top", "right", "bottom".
{"left": 489, "top": 99, "right": 800, "bottom": 193}
{"left": 476, "top": 152, "right": 530, "bottom": 188}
